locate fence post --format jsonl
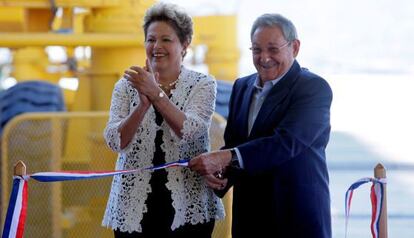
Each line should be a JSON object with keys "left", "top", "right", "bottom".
{"left": 374, "top": 163, "right": 388, "bottom": 238}
{"left": 14, "top": 160, "right": 27, "bottom": 176}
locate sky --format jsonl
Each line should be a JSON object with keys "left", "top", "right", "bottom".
{"left": 164, "top": 0, "right": 414, "bottom": 164}
{"left": 165, "top": 0, "right": 414, "bottom": 76}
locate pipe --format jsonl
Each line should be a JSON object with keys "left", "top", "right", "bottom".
{"left": 0, "top": 33, "right": 143, "bottom": 47}
{"left": 0, "top": 0, "right": 119, "bottom": 8}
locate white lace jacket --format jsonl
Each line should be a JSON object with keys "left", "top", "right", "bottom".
{"left": 102, "top": 67, "right": 225, "bottom": 233}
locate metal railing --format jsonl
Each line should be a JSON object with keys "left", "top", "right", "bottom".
{"left": 0, "top": 111, "right": 232, "bottom": 237}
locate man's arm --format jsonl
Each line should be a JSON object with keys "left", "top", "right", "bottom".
{"left": 189, "top": 76, "right": 332, "bottom": 181}
{"left": 238, "top": 76, "right": 332, "bottom": 175}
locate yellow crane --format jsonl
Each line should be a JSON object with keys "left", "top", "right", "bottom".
{"left": 0, "top": 0, "right": 238, "bottom": 237}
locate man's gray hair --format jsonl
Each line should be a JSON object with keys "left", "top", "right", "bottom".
{"left": 250, "top": 13, "right": 298, "bottom": 42}
{"left": 143, "top": 2, "right": 193, "bottom": 44}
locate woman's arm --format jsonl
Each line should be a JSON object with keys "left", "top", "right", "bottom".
{"left": 124, "top": 65, "right": 187, "bottom": 138}
{"left": 104, "top": 78, "right": 150, "bottom": 151}
{"left": 149, "top": 90, "right": 186, "bottom": 138}
{"left": 124, "top": 65, "right": 216, "bottom": 141}
{"left": 118, "top": 94, "right": 150, "bottom": 149}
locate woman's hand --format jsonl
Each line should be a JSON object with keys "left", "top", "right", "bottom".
{"left": 124, "top": 66, "right": 153, "bottom": 109}
{"left": 123, "top": 59, "right": 161, "bottom": 103}
{"left": 124, "top": 59, "right": 186, "bottom": 138}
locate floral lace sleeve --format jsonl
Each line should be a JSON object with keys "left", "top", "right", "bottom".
{"left": 103, "top": 78, "right": 133, "bottom": 152}
{"left": 175, "top": 76, "right": 217, "bottom": 157}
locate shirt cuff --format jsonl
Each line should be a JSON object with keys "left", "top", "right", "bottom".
{"left": 233, "top": 147, "right": 244, "bottom": 169}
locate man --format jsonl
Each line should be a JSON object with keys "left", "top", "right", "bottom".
{"left": 189, "top": 13, "right": 332, "bottom": 238}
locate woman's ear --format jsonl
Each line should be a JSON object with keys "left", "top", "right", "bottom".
{"left": 181, "top": 40, "right": 190, "bottom": 58}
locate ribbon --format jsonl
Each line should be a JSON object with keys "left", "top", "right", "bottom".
{"left": 345, "top": 177, "right": 386, "bottom": 238}
{"left": 23, "top": 159, "right": 189, "bottom": 182}
{"left": 1, "top": 159, "right": 189, "bottom": 238}
{"left": 2, "top": 177, "right": 27, "bottom": 238}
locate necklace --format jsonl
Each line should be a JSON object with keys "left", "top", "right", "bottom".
{"left": 158, "top": 79, "right": 178, "bottom": 91}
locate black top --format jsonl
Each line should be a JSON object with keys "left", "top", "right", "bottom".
{"left": 140, "top": 108, "right": 175, "bottom": 234}
{"left": 137, "top": 107, "right": 214, "bottom": 238}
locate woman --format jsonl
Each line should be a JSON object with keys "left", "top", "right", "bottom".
{"left": 102, "top": 2, "right": 225, "bottom": 238}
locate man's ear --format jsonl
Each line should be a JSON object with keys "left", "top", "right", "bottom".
{"left": 292, "top": 39, "right": 301, "bottom": 57}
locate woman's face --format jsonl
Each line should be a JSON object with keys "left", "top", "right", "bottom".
{"left": 145, "top": 21, "right": 187, "bottom": 74}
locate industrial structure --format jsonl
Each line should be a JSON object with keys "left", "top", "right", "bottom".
{"left": 0, "top": 0, "right": 239, "bottom": 237}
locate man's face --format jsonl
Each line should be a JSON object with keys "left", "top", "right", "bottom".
{"left": 251, "top": 26, "right": 300, "bottom": 83}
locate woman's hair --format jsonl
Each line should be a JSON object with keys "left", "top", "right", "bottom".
{"left": 143, "top": 2, "right": 193, "bottom": 45}
{"left": 250, "top": 13, "right": 298, "bottom": 42}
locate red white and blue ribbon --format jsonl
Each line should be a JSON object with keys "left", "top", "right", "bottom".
{"left": 145, "top": 159, "right": 189, "bottom": 171}
{"left": 2, "top": 177, "right": 28, "bottom": 238}
{"left": 1, "top": 159, "right": 189, "bottom": 238}
{"left": 345, "top": 177, "right": 386, "bottom": 238}
{"left": 24, "top": 159, "right": 189, "bottom": 182}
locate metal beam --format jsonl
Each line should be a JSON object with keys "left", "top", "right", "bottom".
{"left": 0, "top": 33, "right": 143, "bottom": 47}
{"left": 0, "top": 0, "right": 120, "bottom": 8}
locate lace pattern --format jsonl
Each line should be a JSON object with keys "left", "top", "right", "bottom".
{"left": 102, "top": 67, "right": 224, "bottom": 233}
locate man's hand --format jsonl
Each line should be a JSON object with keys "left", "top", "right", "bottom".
{"left": 189, "top": 150, "right": 232, "bottom": 175}
{"left": 188, "top": 150, "right": 232, "bottom": 189}
{"left": 204, "top": 174, "right": 228, "bottom": 190}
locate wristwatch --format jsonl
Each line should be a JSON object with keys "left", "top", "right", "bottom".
{"left": 229, "top": 148, "right": 240, "bottom": 168}
{"left": 158, "top": 91, "right": 165, "bottom": 98}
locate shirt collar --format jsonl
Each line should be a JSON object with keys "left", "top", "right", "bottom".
{"left": 253, "top": 69, "right": 288, "bottom": 92}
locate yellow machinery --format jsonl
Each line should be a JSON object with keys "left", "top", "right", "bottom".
{"left": 0, "top": 0, "right": 238, "bottom": 237}
{"left": 1, "top": 112, "right": 232, "bottom": 238}
{"left": 193, "top": 15, "right": 239, "bottom": 81}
